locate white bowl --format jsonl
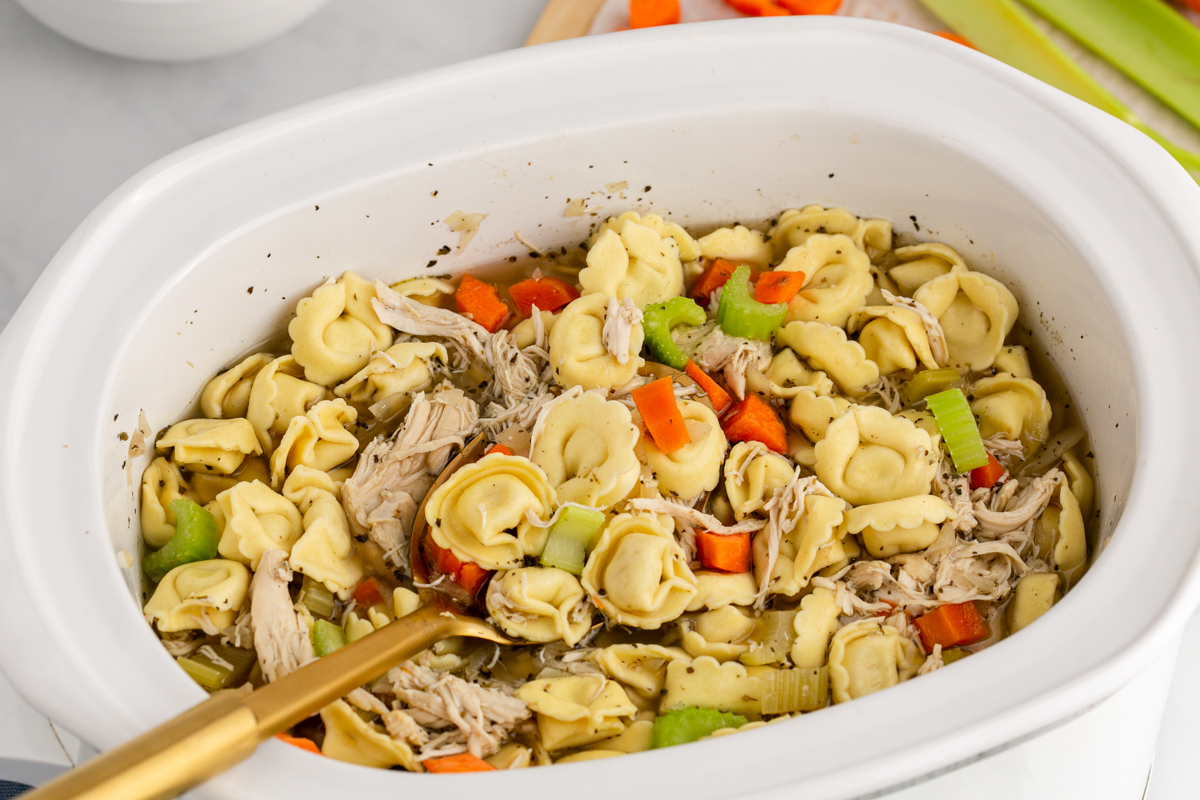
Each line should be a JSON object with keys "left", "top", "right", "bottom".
{"left": 2, "top": 17, "right": 1200, "bottom": 800}
{"left": 14, "top": 0, "right": 330, "bottom": 62}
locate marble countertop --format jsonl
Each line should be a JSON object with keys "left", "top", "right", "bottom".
{"left": 1, "top": 1, "right": 1197, "bottom": 797}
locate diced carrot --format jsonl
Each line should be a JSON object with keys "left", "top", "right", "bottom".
{"left": 351, "top": 576, "right": 385, "bottom": 607}
{"left": 423, "top": 753, "right": 497, "bottom": 773}
{"left": 914, "top": 602, "right": 990, "bottom": 650}
{"left": 723, "top": 0, "right": 790, "bottom": 15}
{"left": 970, "top": 453, "right": 1006, "bottom": 490}
{"left": 486, "top": 443, "right": 514, "bottom": 456}
{"left": 424, "top": 535, "right": 494, "bottom": 597}
{"left": 507, "top": 275, "right": 579, "bottom": 317}
{"left": 456, "top": 562, "right": 492, "bottom": 596}
{"left": 1178, "top": 0, "right": 1200, "bottom": 13}
{"left": 776, "top": 0, "right": 841, "bottom": 13}
{"left": 753, "top": 271, "right": 807, "bottom": 305}
{"left": 690, "top": 258, "right": 741, "bottom": 305}
{"left": 631, "top": 377, "right": 691, "bottom": 454}
{"left": 455, "top": 274, "right": 509, "bottom": 333}
{"left": 696, "top": 530, "right": 752, "bottom": 573}
{"left": 684, "top": 360, "right": 734, "bottom": 413}
{"left": 630, "top": 0, "right": 681, "bottom": 28}
{"left": 722, "top": 394, "right": 788, "bottom": 454}
{"left": 276, "top": 733, "right": 322, "bottom": 755}
{"left": 934, "top": 31, "right": 978, "bottom": 50}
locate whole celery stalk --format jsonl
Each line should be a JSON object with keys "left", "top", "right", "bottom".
{"left": 917, "top": 0, "right": 1200, "bottom": 183}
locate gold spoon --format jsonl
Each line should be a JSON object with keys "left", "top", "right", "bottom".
{"left": 29, "top": 433, "right": 511, "bottom": 800}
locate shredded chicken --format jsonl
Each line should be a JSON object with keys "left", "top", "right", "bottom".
{"left": 692, "top": 327, "right": 771, "bottom": 400}
{"left": 934, "top": 459, "right": 977, "bottom": 532}
{"left": 671, "top": 319, "right": 718, "bottom": 360}
{"left": 973, "top": 469, "right": 1064, "bottom": 535}
{"left": 384, "top": 707, "right": 431, "bottom": 747}
{"left": 249, "top": 549, "right": 315, "bottom": 683}
{"left": 809, "top": 574, "right": 895, "bottom": 617}
{"left": 862, "top": 374, "right": 902, "bottom": 414}
{"left": 918, "top": 644, "right": 944, "bottom": 675}
{"left": 754, "top": 470, "right": 837, "bottom": 607}
{"left": 626, "top": 497, "right": 766, "bottom": 536}
{"left": 347, "top": 687, "right": 391, "bottom": 716}
{"left": 882, "top": 289, "right": 948, "bottom": 367}
{"left": 382, "top": 661, "right": 531, "bottom": 759}
{"left": 933, "top": 541, "right": 1028, "bottom": 603}
{"left": 160, "top": 633, "right": 202, "bottom": 658}
{"left": 374, "top": 281, "right": 489, "bottom": 365}
{"left": 602, "top": 297, "right": 643, "bottom": 366}
{"left": 983, "top": 434, "right": 1025, "bottom": 465}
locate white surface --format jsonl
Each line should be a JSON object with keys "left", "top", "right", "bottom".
{"left": 0, "top": 2, "right": 1196, "bottom": 798}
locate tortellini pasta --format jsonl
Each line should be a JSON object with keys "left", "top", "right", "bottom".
{"left": 753, "top": 494, "right": 846, "bottom": 597}
{"left": 515, "top": 675, "right": 637, "bottom": 752}
{"left": 686, "top": 570, "right": 759, "bottom": 612}
{"left": 639, "top": 400, "right": 727, "bottom": 499}
{"left": 141, "top": 456, "right": 197, "bottom": 548}
{"left": 788, "top": 388, "right": 852, "bottom": 444}
{"left": 143, "top": 559, "right": 250, "bottom": 633}
{"left": 791, "top": 587, "right": 841, "bottom": 668}
{"left": 661, "top": 655, "right": 764, "bottom": 716}
{"left": 333, "top": 342, "right": 446, "bottom": 405}
{"left": 188, "top": 458, "right": 271, "bottom": 506}
{"left": 1062, "top": 449, "right": 1094, "bottom": 518}
{"left": 512, "top": 309, "right": 558, "bottom": 349}
{"left": 994, "top": 345, "right": 1033, "bottom": 380}
{"left": 1007, "top": 573, "right": 1062, "bottom": 634}
{"left": 156, "top": 418, "right": 263, "bottom": 476}
{"left": 696, "top": 225, "right": 772, "bottom": 268}
{"left": 1033, "top": 484, "right": 1087, "bottom": 580}
{"left": 387, "top": 276, "right": 455, "bottom": 307}
{"left": 269, "top": 399, "right": 360, "bottom": 488}
{"left": 746, "top": 349, "right": 835, "bottom": 399}
{"left": 214, "top": 480, "right": 303, "bottom": 569}
{"left": 970, "top": 373, "right": 1052, "bottom": 452}
{"left": 289, "top": 271, "right": 393, "bottom": 387}
{"left": 548, "top": 294, "right": 644, "bottom": 391}
{"left": 887, "top": 242, "right": 966, "bottom": 296}
{"left": 775, "top": 321, "right": 879, "bottom": 398}
{"left": 200, "top": 353, "right": 273, "bottom": 419}
{"left": 486, "top": 567, "right": 592, "bottom": 646}
{"left": 769, "top": 205, "right": 893, "bottom": 263}
{"left": 319, "top": 700, "right": 419, "bottom": 771}
{"left": 582, "top": 512, "right": 697, "bottom": 629}
{"left": 679, "top": 606, "right": 756, "bottom": 661}
{"left": 246, "top": 355, "right": 327, "bottom": 453}
{"left": 776, "top": 234, "right": 874, "bottom": 328}
{"left": 282, "top": 466, "right": 364, "bottom": 599}
{"left": 847, "top": 305, "right": 940, "bottom": 375}
{"left": 724, "top": 442, "right": 794, "bottom": 520}
{"left": 580, "top": 215, "right": 690, "bottom": 307}
{"left": 841, "top": 495, "right": 955, "bottom": 558}
{"left": 913, "top": 260, "right": 1018, "bottom": 371}
{"left": 814, "top": 406, "right": 938, "bottom": 506}
{"left": 828, "top": 620, "right": 923, "bottom": 704}
{"left": 591, "top": 211, "right": 701, "bottom": 262}
{"left": 425, "top": 453, "right": 556, "bottom": 570}
{"left": 530, "top": 392, "right": 640, "bottom": 509}
{"left": 595, "top": 644, "right": 691, "bottom": 698}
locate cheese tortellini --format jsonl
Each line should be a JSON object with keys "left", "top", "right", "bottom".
{"left": 319, "top": 700, "right": 419, "bottom": 771}
{"left": 828, "top": 620, "right": 924, "bottom": 704}
{"left": 847, "top": 305, "right": 940, "bottom": 375}
{"left": 970, "top": 373, "right": 1052, "bottom": 453}
{"left": 696, "top": 225, "right": 772, "bottom": 268}
{"left": 425, "top": 453, "right": 556, "bottom": 570}
{"left": 486, "top": 567, "right": 592, "bottom": 646}
{"left": 143, "top": 559, "right": 250, "bottom": 633}
{"left": 282, "top": 466, "right": 364, "bottom": 598}
{"left": 841, "top": 495, "right": 955, "bottom": 558}
{"left": 289, "top": 271, "right": 393, "bottom": 387}
{"left": 157, "top": 418, "right": 262, "bottom": 476}
{"left": 595, "top": 644, "right": 691, "bottom": 698}
{"left": 580, "top": 215, "right": 691, "bottom": 307}
{"left": 516, "top": 675, "right": 637, "bottom": 752}
{"left": 776, "top": 234, "right": 874, "bottom": 328}
{"left": 214, "top": 480, "right": 303, "bottom": 569}
{"left": 745, "top": 349, "right": 835, "bottom": 399}
{"left": 769, "top": 205, "right": 893, "bottom": 263}
{"left": 913, "top": 258, "right": 1018, "bottom": 371}
{"left": 530, "top": 392, "right": 640, "bottom": 509}
{"left": 724, "top": 442, "right": 794, "bottom": 520}
{"left": 548, "top": 294, "right": 644, "bottom": 390}
{"left": 753, "top": 494, "right": 846, "bottom": 597}
{"left": 679, "top": 606, "right": 756, "bottom": 661}
{"left": 333, "top": 341, "right": 446, "bottom": 405}
{"left": 887, "top": 242, "right": 965, "bottom": 296}
{"left": 140, "top": 457, "right": 197, "bottom": 548}
{"left": 791, "top": 587, "right": 841, "bottom": 668}
{"left": 639, "top": 400, "right": 727, "bottom": 499}
{"left": 776, "top": 321, "right": 879, "bottom": 398}
{"left": 582, "top": 512, "right": 697, "bottom": 629}
{"left": 269, "top": 399, "right": 360, "bottom": 487}
{"left": 200, "top": 353, "right": 273, "bottom": 419}
{"left": 814, "top": 406, "right": 938, "bottom": 506}
{"left": 247, "top": 355, "right": 327, "bottom": 453}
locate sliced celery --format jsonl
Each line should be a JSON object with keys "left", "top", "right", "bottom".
{"left": 298, "top": 574, "right": 337, "bottom": 620}
{"left": 901, "top": 368, "right": 963, "bottom": 407}
{"left": 142, "top": 499, "right": 219, "bottom": 582}
{"left": 740, "top": 610, "right": 798, "bottom": 666}
{"left": 178, "top": 644, "right": 255, "bottom": 691}
{"left": 644, "top": 296, "right": 707, "bottom": 369}
{"left": 925, "top": 389, "right": 989, "bottom": 472}
{"left": 760, "top": 667, "right": 829, "bottom": 714}
{"left": 651, "top": 707, "right": 747, "bottom": 749}
{"left": 717, "top": 266, "right": 789, "bottom": 341}
{"left": 941, "top": 647, "right": 970, "bottom": 666}
{"left": 539, "top": 506, "right": 606, "bottom": 575}
{"left": 310, "top": 619, "right": 347, "bottom": 657}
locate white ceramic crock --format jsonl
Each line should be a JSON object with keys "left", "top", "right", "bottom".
{"left": 2, "top": 17, "right": 1199, "bottom": 800}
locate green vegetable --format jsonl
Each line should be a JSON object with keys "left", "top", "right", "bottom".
{"left": 310, "top": 619, "right": 348, "bottom": 657}
{"left": 717, "top": 266, "right": 788, "bottom": 341}
{"left": 739, "top": 610, "right": 797, "bottom": 667}
{"left": 177, "top": 644, "right": 256, "bottom": 691}
{"left": 298, "top": 574, "right": 337, "bottom": 620}
{"left": 902, "top": 367, "right": 962, "bottom": 407}
{"left": 142, "top": 499, "right": 220, "bottom": 582}
{"left": 916, "top": 0, "right": 1200, "bottom": 183}
{"left": 760, "top": 667, "right": 829, "bottom": 714}
{"left": 925, "top": 388, "right": 989, "bottom": 472}
{"left": 642, "top": 297, "right": 707, "bottom": 369}
{"left": 941, "top": 647, "right": 970, "bottom": 665}
{"left": 540, "top": 505, "right": 607, "bottom": 575}
{"left": 651, "top": 707, "right": 748, "bottom": 749}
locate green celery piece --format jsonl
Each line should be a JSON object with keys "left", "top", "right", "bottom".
{"left": 298, "top": 574, "right": 337, "bottom": 620}
{"left": 178, "top": 644, "right": 255, "bottom": 691}
{"left": 917, "top": 0, "right": 1200, "bottom": 182}
{"left": 311, "top": 619, "right": 348, "bottom": 657}
{"left": 902, "top": 367, "right": 962, "bottom": 407}
{"left": 760, "top": 667, "right": 829, "bottom": 714}
{"left": 739, "top": 610, "right": 798, "bottom": 667}
{"left": 142, "top": 499, "right": 219, "bottom": 582}
{"left": 540, "top": 506, "right": 606, "bottom": 575}
{"left": 925, "top": 389, "right": 990, "bottom": 472}
{"left": 941, "top": 647, "right": 970, "bottom": 665}
{"left": 651, "top": 707, "right": 747, "bottom": 749}
{"left": 717, "top": 266, "right": 788, "bottom": 341}
{"left": 643, "top": 296, "right": 707, "bottom": 369}
{"left": 1022, "top": 0, "right": 1200, "bottom": 133}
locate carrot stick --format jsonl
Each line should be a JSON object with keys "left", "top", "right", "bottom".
{"left": 722, "top": 394, "right": 788, "bottom": 454}
{"left": 690, "top": 258, "right": 741, "bottom": 305}
{"left": 696, "top": 530, "right": 752, "bottom": 573}
{"left": 276, "top": 733, "right": 322, "bottom": 755}
{"left": 777, "top": 0, "right": 842, "bottom": 13}
{"left": 914, "top": 602, "right": 990, "bottom": 650}
{"left": 350, "top": 576, "right": 385, "bottom": 607}
{"left": 684, "top": 360, "right": 734, "bottom": 413}
{"left": 508, "top": 275, "right": 579, "bottom": 317}
{"left": 486, "top": 443, "right": 514, "bottom": 456}
{"left": 455, "top": 274, "right": 509, "bottom": 333}
{"left": 934, "top": 31, "right": 978, "bottom": 49}
{"left": 424, "top": 535, "right": 494, "bottom": 597}
{"left": 969, "top": 453, "right": 1005, "bottom": 489}
{"left": 632, "top": 377, "right": 691, "bottom": 453}
{"left": 753, "top": 271, "right": 807, "bottom": 304}
{"left": 423, "top": 753, "right": 497, "bottom": 773}
{"left": 630, "top": 0, "right": 681, "bottom": 28}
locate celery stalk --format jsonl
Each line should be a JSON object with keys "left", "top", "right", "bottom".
{"left": 651, "top": 707, "right": 747, "bottom": 749}
{"left": 917, "top": 0, "right": 1200, "bottom": 182}
{"left": 178, "top": 644, "right": 255, "bottom": 691}
{"left": 1022, "top": 0, "right": 1200, "bottom": 133}
{"left": 925, "top": 389, "right": 989, "bottom": 471}
{"left": 740, "top": 610, "right": 798, "bottom": 667}
{"left": 760, "top": 667, "right": 829, "bottom": 714}
{"left": 298, "top": 575, "right": 337, "bottom": 620}
{"left": 142, "top": 499, "right": 220, "bottom": 582}
{"left": 540, "top": 506, "right": 606, "bottom": 575}
{"left": 310, "top": 619, "right": 347, "bottom": 657}
{"left": 901, "top": 368, "right": 962, "bottom": 407}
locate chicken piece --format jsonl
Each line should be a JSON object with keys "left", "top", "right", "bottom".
{"left": 934, "top": 459, "right": 976, "bottom": 532}
{"left": 692, "top": 327, "right": 771, "bottom": 400}
{"left": 602, "top": 297, "right": 643, "bottom": 366}
{"left": 754, "top": 470, "right": 838, "bottom": 607}
{"left": 882, "top": 289, "right": 948, "bottom": 367}
{"left": 249, "top": 549, "right": 315, "bottom": 683}
{"left": 982, "top": 434, "right": 1024, "bottom": 464}
{"left": 918, "top": 644, "right": 944, "bottom": 675}
{"left": 933, "top": 540, "right": 1028, "bottom": 604}
{"left": 626, "top": 496, "right": 766, "bottom": 536}
{"left": 383, "top": 708, "right": 430, "bottom": 748}
{"left": 973, "top": 469, "right": 1064, "bottom": 535}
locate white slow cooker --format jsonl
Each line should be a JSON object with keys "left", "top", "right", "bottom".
{"left": 1, "top": 17, "right": 1199, "bottom": 800}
